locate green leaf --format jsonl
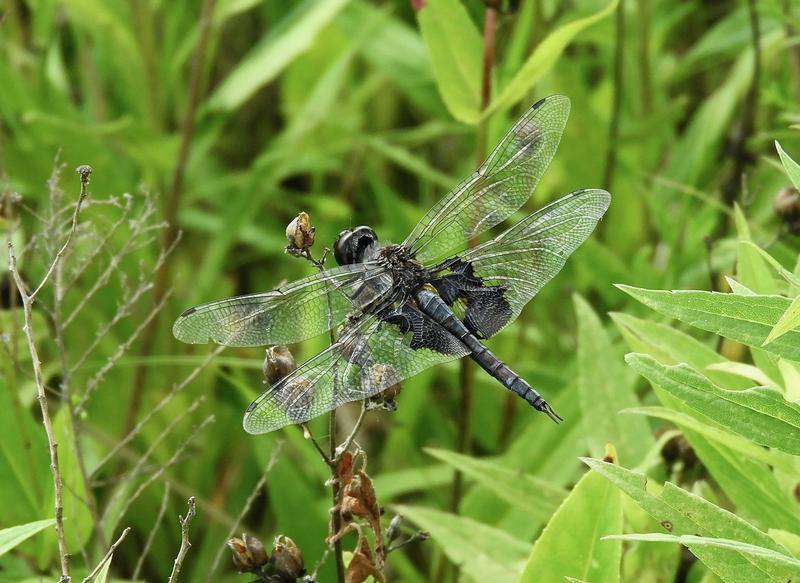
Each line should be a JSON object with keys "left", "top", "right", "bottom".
{"left": 424, "top": 448, "right": 566, "bottom": 523}
{"left": 776, "top": 140, "right": 800, "bottom": 190}
{"left": 610, "top": 311, "right": 750, "bottom": 389}
{"left": 626, "top": 353, "right": 800, "bottom": 455}
{"left": 519, "top": 450, "right": 622, "bottom": 583}
{"left": 208, "top": 0, "right": 351, "bottom": 110}
{"left": 416, "top": 0, "right": 482, "bottom": 123}
{"left": 0, "top": 519, "right": 55, "bottom": 556}
{"left": 739, "top": 241, "right": 800, "bottom": 290}
{"left": 394, "top": 504, "right": 529, "bottom": 582}
{"left": 604, "top": 534, "right": 800, "bottom": 576}
{"left": 617, "top": 285, "right": 800, "bottom": 362}
{"left": 574, "top": 295, "right": 652, "bottom": 464}
{"left": 777, "top": 359, "right": 800, "bottom": 403}
{"left": 765, "top": 294, "right": 800, "bottom": 345}
{"left": 485, "top": 0, "right": 619, "bottom": 121}
{"left": 583, "top": 458, "right": 796, "bottom": 582}
{"left": 621, "top": 406, "right": 797, "bottom": 473}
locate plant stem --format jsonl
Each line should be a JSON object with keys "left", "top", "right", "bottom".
{"left": 444, "top": 4, "right": 497, "bottom": 582}
{"left": 80, "top": 527, "right": 131, "bottom": 583}
{"left": 603, "top": 0, "right": 625, "bottom": 191}
{"left": 126, "top": 0, "right": 217, "bottom": 434}
{"left": 168, "top": 497, "right": 198, "bottom": 583}
{"left": 6, "top": 170, "right": 88, "bottom": 582}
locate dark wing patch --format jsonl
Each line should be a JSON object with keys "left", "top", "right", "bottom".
{"left": 380, "top": 301, "right": 469, "bottom": 353}
{"left": 430, "top": 259, "right": 512, "bottom": 339}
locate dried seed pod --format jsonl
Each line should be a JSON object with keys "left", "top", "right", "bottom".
{"left": 285, "top": 211, "right": 316, "bottom": 251}
{"left": 271, "top": 535, "right": 305, "bottom": 580}
{"left": 385, "top": 515, "right": 403, "bottom": 544}
{"left": 263, "top": 346, "right": 297, "bottom": 385}
{"left": 227, "top": 533, "right": 269, "bottom": 572}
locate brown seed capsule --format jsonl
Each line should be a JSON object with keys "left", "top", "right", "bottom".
{"left": 271, "top": 535, "right": 305, "bottom": 580}
{"left": 263, "top": 346, "right": 297, "bottom": 385}
{"left": 285, "top": 211, "right": 316, "bottom": 251}
{"left": 227, "top": 533, "right": 269, "bottom": 572}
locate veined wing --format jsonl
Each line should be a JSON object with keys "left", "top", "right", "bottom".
{"left": 243, "top": 302, "right": 469, "bottom": 434}
{"left": 173, "top": 262, "right": 393, "bottom": 347}
{"left": 403, "top": 95, "right": 570, "bottom": 264}
{"left": 429, "top": 189, "right": 610, "bottom": 339}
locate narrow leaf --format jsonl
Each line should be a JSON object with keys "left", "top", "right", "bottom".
{"left": 208, "top": 0, "right": 350, "bottom": 110}
{"left": 575, "top": 295, "right": 652, "bottom": 464}
{"left": 424, "top": 448, "right": 566, "bottom": 523}
{"left": 583, "top": 458, "right": 795, "bottom": 582}
{"left": 776, "top": 140, "right": 800, "bottom": 190}
{"left": 519, "top": 450, "right": 622, "bottom": 583}
{"left": 0, "top": 519, "right": 55, "bottom": 556}
{"left": 416, "top": 0, "right": 482, "bottom": 123}
{"left": 485, "top": 0, "right": 619, "bottom": 120}
{"left": 604, "top": 534, "right": 800, "bottom": 576}
{"left": 395, "top": 504, "right": 529, "bottom": 582}
{"left": 626, "top": 353, "right": 800, "bottom": 455}
{"left": 617, "top": 285, "right": 800, "bottom": 362}
{"left": 764, "top": 294, "right": 800, "bottom": 345}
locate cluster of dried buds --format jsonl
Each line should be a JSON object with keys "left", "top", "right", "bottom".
{"left": 285, "top": 212, "right": 316, "bottom": 257}
{"left": 228, "top": 533, "right": 312, "bottom": 582}
{"left": 328, "top": 451, "right": 385, "bottom": 583}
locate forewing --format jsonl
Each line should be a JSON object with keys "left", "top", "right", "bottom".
{"left": 403, "top": 95, "right": 570, "bottom": 263}
{"left": 172, "top": 262, "right": 392, "bottom": 347}
{"left": 243, "top": 305, "right": 469, "bottom": 434}
{"left": 431, "top": 189, "right": 610, "bottom": 338}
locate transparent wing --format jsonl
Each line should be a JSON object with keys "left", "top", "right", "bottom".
{"left": 173, "top": 262, "right": 393, "bottom": 347}
{"left": 243, "top": 304, "right": 469, "bottom": 434}
{"left": 403, "top": 95, "right": 570, "bottom": 263}
{"left": 430, "top": 189, "right": 610, "bottom": 339}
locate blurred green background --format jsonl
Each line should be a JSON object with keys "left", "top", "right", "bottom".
{"left": 2, "top": 0, "right": 800, "bottom": 581}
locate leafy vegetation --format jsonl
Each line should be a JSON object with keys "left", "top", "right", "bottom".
{"left": 2, "top": 0, "right": 800, "bottom": 582}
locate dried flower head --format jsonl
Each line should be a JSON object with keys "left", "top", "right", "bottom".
{"left": 75, "top": 164, "right": 93, "bottom": 185}
{"left": 285, "top": 211, "right": 315, "bottom": 252}
{"left": 263, "top": 346, "right": 297, "bottom": 385}
{"left": 227, "top": 533, "right": 269, "bottom": 572}
{"left": 271, "top": 535, "right": 305, "bottom": 580}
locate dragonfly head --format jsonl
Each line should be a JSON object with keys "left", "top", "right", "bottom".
{"left": 334, "top": 226, "right": 378, "bottom": 265}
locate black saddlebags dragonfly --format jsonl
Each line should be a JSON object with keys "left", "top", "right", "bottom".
{"left": 173, "top": 95, "right": 610, "bottom": 434}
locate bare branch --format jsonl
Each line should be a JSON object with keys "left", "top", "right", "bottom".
{"left": 80, "top": 527, "right": 131, "bottom": 583}
{"left": 29, "top": 166, "right": 90, "bottom": 300}
{"left": 168, "top": 497, "right": 198, "bottom": 583}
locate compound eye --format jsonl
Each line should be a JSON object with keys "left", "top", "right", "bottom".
{"left": 333, "top": 229, "right": 354, "bottom": 266}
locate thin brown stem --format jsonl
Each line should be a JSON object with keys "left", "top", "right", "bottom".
{"left": 168, "top": 497, "right": 198, "bottom": 583}
{"left": 127, "top": 0, "right": 217, "bottom": 433}
{"left": 603, "top": 0, "right": 624, "bottom": 191}
{"left": 80, "top": 527, "right": 131, "bottom": 583}
{"left": 636, "top": 0, "right": 652, "bottom": 116}
{"left": 5, "top": 168, "right": 90, "bottom": 582}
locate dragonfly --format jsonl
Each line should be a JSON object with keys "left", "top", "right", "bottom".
{"left": 173, "top": 95, "right": 610, "bottom": 434}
